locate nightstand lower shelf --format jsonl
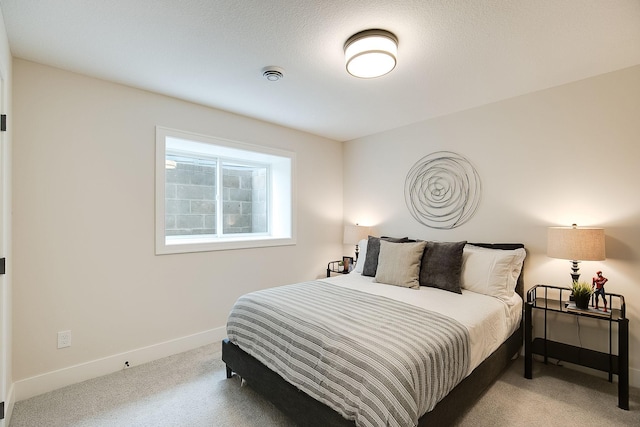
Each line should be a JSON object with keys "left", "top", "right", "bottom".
{"left": 529, "top": 338, "right": 620, "bottom": 375}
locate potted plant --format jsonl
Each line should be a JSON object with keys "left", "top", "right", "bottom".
{"left": 572, "top": 281, "right": 593, "bottom": 310}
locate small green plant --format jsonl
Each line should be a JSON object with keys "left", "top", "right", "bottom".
{"left": 572, "top": 281, "right": 593, "bottom": 309}
{"left": 572, "top": 281, "right": 593, "bottom": 298}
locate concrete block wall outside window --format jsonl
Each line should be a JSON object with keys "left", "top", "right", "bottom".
{"left": 222, "top": 166, "right": 267, "bottom": 234}
{"left": 252, "top": 168, "right": 267, "bottom": 233}
{"left": 165, "top": 160, "right": 267, "bottom": 236}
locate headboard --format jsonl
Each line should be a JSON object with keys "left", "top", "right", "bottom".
{"left": 468, "top": 243, "right": 526, "bottom": 298}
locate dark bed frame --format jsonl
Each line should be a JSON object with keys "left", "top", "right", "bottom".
{"left": 222, "top": 243, "right": 525, "bottom": 426}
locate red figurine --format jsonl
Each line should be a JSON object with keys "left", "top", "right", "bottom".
{"left": 592, "top": 271, "right": 608, "bottom": 312}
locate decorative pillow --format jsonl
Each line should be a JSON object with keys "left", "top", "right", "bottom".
{"left": 362, "top": 236, "right": 412, "bottom": 277}
{"left": 374, "top": 240, "right": 427, "bottom": 289}
{"left": 419, "top": 241, "right": 467, "bottom": 294}
{"left": 461, "top": 245, "right": 526, "bottom": 301}
{"left": 352, "top": 238, "right": 369, "bottom": 274}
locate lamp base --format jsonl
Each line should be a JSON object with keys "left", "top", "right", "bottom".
{"left": 570, "top": 259, "right": 580, "bottom": 283}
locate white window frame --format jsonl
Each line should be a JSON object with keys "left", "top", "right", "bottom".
{"left": 156, "top": 126, "right": 296, "bottom": 254}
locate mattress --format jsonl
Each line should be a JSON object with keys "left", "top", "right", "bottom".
{"left": 320, "top": 273, "right": 523, "bottom": 374}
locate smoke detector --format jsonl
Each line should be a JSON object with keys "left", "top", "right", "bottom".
{"left": 262, "top": 66, "right": 285, "bottom": 82}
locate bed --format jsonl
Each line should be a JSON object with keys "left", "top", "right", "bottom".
{"left": 223, "top": 240, "right": 526, "bottom": 426}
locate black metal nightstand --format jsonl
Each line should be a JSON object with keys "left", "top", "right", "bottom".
{"left": 524, "top": 284, "right": 629, "bottom": 410}
{"left": 326, "top": 260, "right": 350, "bottom": 277}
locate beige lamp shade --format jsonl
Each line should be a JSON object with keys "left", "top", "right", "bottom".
{"left": 343, "top": 225, "right": 371, "bottom": 245}
{"left": 547, "top": 226, "right": 605, "bottom": 261}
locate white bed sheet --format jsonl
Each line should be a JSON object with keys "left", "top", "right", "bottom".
{"left": 320, "top": 273, "right": 522, "bottom": 375}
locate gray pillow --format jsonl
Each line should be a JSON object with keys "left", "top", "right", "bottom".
{"left": 419, "top": 241, "right": 467, "bottom": 293}
{"left": 362, "top": 236, "right": 411, "bottom": 277}
{"left": 374, "top": 240, "right": 427, "bottom": 289}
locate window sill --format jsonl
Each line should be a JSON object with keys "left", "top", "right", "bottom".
{"left": 156, "top": 236, "right": 296, "bottom": 255}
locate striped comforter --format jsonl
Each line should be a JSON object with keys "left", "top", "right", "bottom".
{"left": 226, "top": 281, "right": 470, "bottom": 427}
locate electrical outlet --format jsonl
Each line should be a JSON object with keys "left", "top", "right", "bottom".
{"left": 57, "top": 330, "right": 71, "bottom": 349}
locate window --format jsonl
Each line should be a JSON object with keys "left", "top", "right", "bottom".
{"left": 156, "top": 127, "right": 295, "bottom": 254}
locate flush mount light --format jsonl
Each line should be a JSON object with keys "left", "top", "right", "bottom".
{"left": 344, "top": 29, "right": 398, "bottom": 78}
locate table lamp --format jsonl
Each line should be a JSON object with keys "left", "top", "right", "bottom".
{"left": 547, "top": 223, "right": 605, "bottom": 283}
{"left": 343, "top": 224, "right": 371, "bottom": 261}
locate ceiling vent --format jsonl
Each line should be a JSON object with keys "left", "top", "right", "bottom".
{"left": 262, "top": 66, "right": 285, "bottom": 82}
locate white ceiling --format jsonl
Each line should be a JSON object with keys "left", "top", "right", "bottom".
{"left": 1, "top": 0, "right": 639, "bottom": 141}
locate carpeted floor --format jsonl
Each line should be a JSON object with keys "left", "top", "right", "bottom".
{"left": 9, "top": 343, "right": 640, "bottom": 426}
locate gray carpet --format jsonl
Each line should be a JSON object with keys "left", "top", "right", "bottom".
{"left": 9, "top": 343, "right": 640, "bottom": 426}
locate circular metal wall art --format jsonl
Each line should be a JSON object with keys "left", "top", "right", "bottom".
{"left": 404, "top": 151, "right": 482, "bottom": 229}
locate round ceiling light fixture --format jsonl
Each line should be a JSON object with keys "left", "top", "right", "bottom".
{"left": 344, "top": 29, "right": 398, "bottom": 79}
{"left": 262, "top": 66, "right": 285, "bottom": 82}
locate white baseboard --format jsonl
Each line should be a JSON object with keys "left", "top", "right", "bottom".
{"left": 12, "top": 328, "right": 639, "bottom": 405}
{"left": 14, "top": 326, "right": 226, "bottom": 402}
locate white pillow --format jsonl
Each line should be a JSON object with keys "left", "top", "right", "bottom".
{"left": 352, "top": 238, "right": 368, "bottom": 274}
{"left": 461, "top": 245, "right": 526, "bottom": 301}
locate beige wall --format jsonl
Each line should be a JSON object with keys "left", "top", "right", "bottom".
{"left": 344, "top": 65, "right": 640, "bottom": 385}
{"left": 12, "top": 60, "right": 343, "bottom": 384}
{"left": 10, "top": 54, "right": 640, "bottom": 399}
